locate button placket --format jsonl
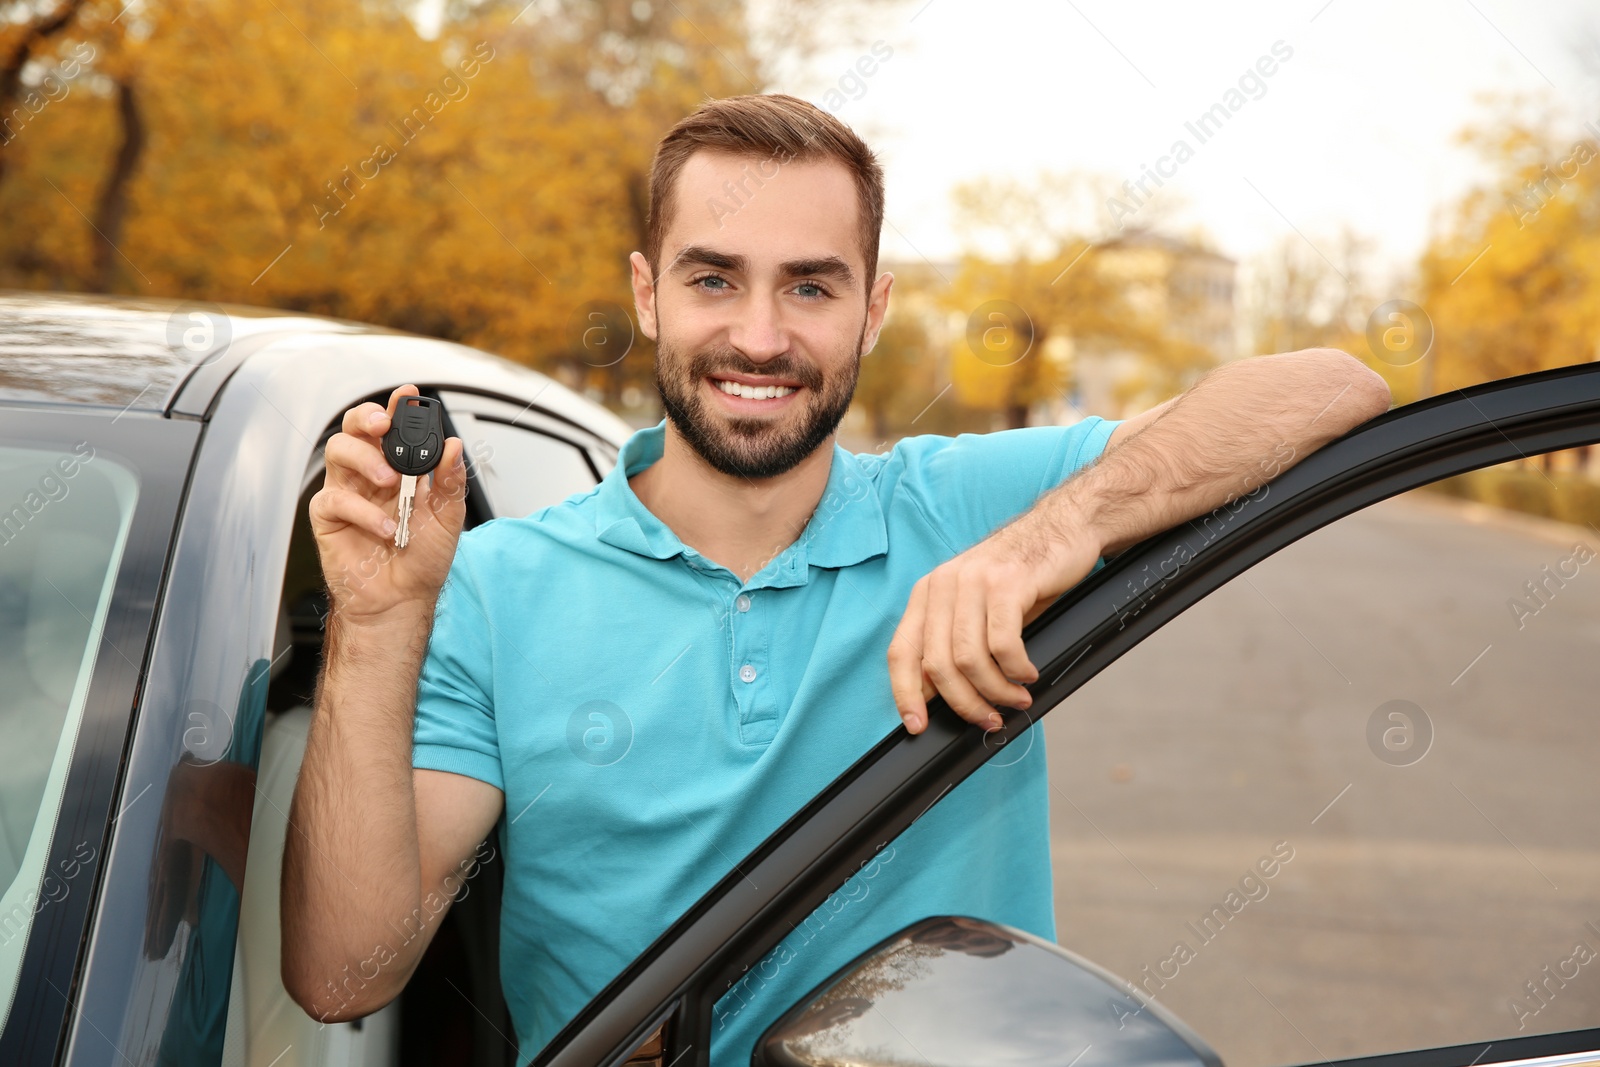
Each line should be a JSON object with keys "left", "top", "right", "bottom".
{"left": 731, "top": 583, "right": 778, "bottom": 744}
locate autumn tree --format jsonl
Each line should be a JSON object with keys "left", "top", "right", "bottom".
{"left": 943, "top": 173, "right": 1202, "bottom": 428}
{"left": 1416, "top": 93, "right": 1600, "bottom": 397}
{"left": 0, "top": 0, "right": 900, "bottom": 407}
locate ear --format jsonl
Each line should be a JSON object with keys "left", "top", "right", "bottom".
{"left": 859, "top": 271, "right": 894, "bottom": 355}
{"left": 630, "top": 251, "right": 659, "bottom": 341}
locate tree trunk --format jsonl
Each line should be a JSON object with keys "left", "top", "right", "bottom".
{"left": 92, "top": 78, "right": 143, "bottom": 292}
{"left": 0, "top": 0, "right": 86, "bottom": 191}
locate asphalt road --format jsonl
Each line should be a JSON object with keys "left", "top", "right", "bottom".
{"left": 1040, "top": 489, "right": 1600, "bottom": 1067}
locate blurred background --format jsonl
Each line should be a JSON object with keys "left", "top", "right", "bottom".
{"left": 3, "top": 0, "right": 1597, "bottom": 475}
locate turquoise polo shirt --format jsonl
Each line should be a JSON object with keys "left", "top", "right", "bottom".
{"left": 412, "top": 415, "right": 1121, "bottom": 1065}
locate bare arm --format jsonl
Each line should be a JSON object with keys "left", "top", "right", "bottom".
{"left": 1029, "top": 347, "right": 1390, "bottom": 557}
{"left": 281, "top": 386, "right": 503, "bottom": 1022}
{"left": 889, "top": 348, "right": 1392, "bottom": 732}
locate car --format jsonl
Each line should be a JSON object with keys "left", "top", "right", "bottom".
{"left": 2, "top": 290, "right": 1598, "bottom": 1067}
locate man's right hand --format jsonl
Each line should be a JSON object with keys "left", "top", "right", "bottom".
{"left": 311, "top": 384, "right": 467, "bottom": 618}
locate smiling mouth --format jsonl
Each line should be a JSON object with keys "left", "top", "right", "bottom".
{"left": 711, "top": 377, "right": 800, "bottom": 400}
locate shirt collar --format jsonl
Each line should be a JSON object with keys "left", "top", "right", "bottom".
{"left": 594, "top": 421, "right": 888, "bottom": 579}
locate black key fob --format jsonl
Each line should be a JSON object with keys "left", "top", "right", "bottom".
{"left": 383, "top": 395, "right": 446, "bottom": 476}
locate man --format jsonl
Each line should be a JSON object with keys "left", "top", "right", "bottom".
{"left": 282, "top": 93, "right": 1390, "bottom": 1063}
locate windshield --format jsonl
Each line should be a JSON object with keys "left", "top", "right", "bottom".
{"left": 0, "top": 442, "right": 139, "bottom": 1028}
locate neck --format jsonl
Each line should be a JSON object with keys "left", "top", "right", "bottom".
{"left": 629, "top": 421, "right": 835, "bottom": 583}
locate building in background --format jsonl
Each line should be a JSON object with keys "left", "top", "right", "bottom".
{"left": 873, "top": 230, "right": 1235, "bottom": 435}
{"left": 1065, "top": 230, "right": 1237, "bottom": 423}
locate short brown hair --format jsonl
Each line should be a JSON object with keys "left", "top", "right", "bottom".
{"left": 645, "top": 93, "right": 885, "bottom": 289}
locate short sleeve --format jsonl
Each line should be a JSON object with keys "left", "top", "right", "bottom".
{"left": 413, "top": 538, "right": 504, "bottom": 791}
{"left": 896, "top": 417, "right": 1122, "bottom": 551}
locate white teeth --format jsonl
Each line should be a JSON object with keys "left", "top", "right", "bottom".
{"left": 715, "top": 380, "right": 796, "bottom": 400}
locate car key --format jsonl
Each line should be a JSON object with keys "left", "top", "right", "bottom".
{"left": 382, "top": 395, "right": 445, "bottom": 548}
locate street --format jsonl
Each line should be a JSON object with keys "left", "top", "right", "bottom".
{"left": 1041, "top": 488, "right": 1600, "bottom": 1067}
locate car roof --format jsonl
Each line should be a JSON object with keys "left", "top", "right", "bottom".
{"left": 0, "top": 290, "right": 371, "bottom": 410}
{"left": 0, "top": 290, "right": 634, "bottom": 447}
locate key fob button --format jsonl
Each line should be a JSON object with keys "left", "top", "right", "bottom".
{"left": 416, "top": 434, "right": 439, "bottom": 466}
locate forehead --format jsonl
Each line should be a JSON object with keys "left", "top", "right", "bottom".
{"left": 663, "top": 149, "right": 864, "bottom": 274}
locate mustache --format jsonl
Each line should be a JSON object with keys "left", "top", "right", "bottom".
{"left": 686, "top": 348, "right": 824, "bottom": 391}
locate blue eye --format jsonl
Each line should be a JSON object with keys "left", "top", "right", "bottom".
{"left": 794, "top": 282, "right": 827, "bottom": 299}
{"left": 694, "top": 275, "right": 730, "bottom": 291}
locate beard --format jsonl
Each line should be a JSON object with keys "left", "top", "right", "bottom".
{"left": 654, "top": 325, "right": 863, "bottom": 479}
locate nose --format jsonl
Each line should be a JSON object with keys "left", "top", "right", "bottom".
{"left": 725, "top": 290, "right": 788, "bottom": 364}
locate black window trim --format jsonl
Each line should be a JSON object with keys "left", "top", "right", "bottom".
{"left": 530, "top": 358, "right": 1600, "bottom": 1067}
{"left": 0, "top": 409, "right": 200, "bottom": 1067}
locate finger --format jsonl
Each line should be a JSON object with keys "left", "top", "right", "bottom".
{"left": 425, "top": 438, "right": 467, "bottom": 511}
{"left": 985, "top": 588, "right": 1039, "bottom": 689}
{"left": 310, "top": 485, "right": 398, "bottom": 542}
{"left": 341, "top": 402, "right": 387, "bottom": 441}
{"left": 888, "top": 580, "right": 931, "bottom": 733}
{"left": 922, "top": 571, "right": 1000, "bottom": 730}
{"left": 950, "top": 574, "right": 1032, "bottom": 711}
{"left": 420, "top": 438, "right": 467, "bottom": 517}
{"left": 324, "top": 432, "right": 398, "bottom": 493}
{"left": 345, "top": 384, "right": 421, "bottom": 442}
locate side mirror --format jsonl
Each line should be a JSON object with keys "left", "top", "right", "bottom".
{"left": 754, "top": 915, "right": 1222, "bottom": 1067}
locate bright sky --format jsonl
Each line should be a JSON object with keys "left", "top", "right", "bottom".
{"left": 763, "top": 0, "right": 1600, "bottom": 278}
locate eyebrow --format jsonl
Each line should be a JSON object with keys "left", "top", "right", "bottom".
{"left": 670, "top": 246, "right": 857, "bottom": 287}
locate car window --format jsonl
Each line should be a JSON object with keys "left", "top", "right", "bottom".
{"left": 1046, "top": 446, "right": 1600, "bottom": 1066}
{"left": 452, "top": 412, "right": 608, "bottom": 519}
{"left": 0, "top": 443, "right": 137, "bottom": 1029}
{"left": 704, "top": 445, "right": 1600, "bottom": 1067}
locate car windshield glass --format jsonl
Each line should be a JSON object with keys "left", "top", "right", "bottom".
{"left": 0, "top": 443, "right": 138, "bottom": 1027}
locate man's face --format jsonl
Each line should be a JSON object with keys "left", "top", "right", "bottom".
{"left": 630, "top": 150, "right": 892, "bottom": 479}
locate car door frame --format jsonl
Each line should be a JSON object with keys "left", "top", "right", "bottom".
{"left": 531, "top": 358, "right": 1600, "bottom": 1067}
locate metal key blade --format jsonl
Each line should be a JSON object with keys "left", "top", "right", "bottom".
{"left": 395, "top": 473, "right": 418, "bottom": 548}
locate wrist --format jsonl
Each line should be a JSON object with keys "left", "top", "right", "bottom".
{"left": 1030, "top": 483, "right": 1109, "bottom": 573}
{"left": 324, "top": 599, "right": 436, "bottom": 671}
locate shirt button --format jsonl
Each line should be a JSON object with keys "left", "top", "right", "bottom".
{"left": 735, "top": 594, "right": 752, "bottom": 613}
{"left": 739, "top": 664, "right": 757, "bottom": 683}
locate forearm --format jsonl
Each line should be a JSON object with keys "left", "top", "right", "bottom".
{"left": 1037, "top": 349, "right": 1390, "bottom": 559}
{"left": 281, "top": 604, "right": 435, "bottom": 1017}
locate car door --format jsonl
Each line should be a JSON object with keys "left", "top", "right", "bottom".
{"left": 0, "top": 407, "right": 197, "bottom": 1067}
{"left": 529, "top": 358, "right": 1600, "bottom": 1067}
